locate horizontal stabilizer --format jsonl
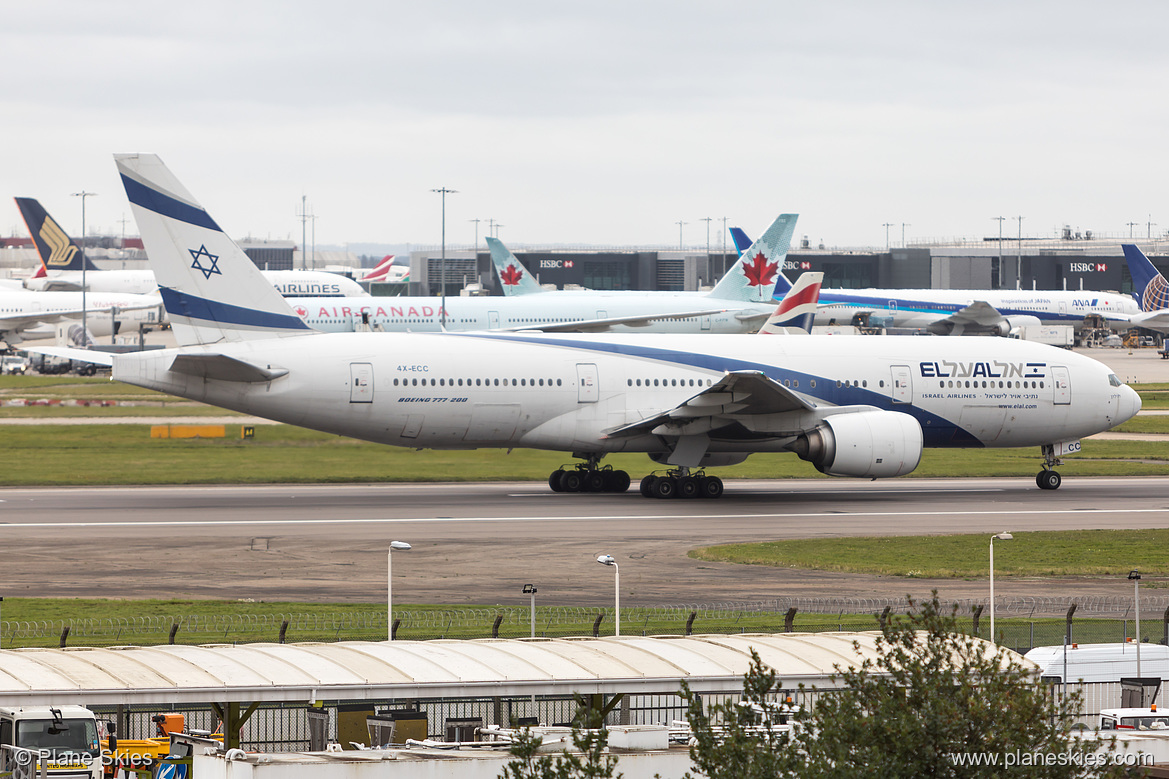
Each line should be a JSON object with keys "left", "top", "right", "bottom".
{"left": 20, "top": 346, "right": 115, "bottom": 366}
{"left": 169, "top": 353, "right": 289, "bottom": 383}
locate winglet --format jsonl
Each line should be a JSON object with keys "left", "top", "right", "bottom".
{"left": 708, "top": 214, "right": 797, "bottom": 302}
{"left": 1122, "top": 244, "right": 1169, "bottom": 311}
{"left": 486, "top": 237, "right": 544, "bottom": 296}
{"left": 115, "top": 153, "right": 312, "bottom": 347}
{"left": 759, "top": 272, "right": 823, "bottom": 334}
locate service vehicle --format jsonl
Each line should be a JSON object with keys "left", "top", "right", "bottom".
{"left": 0, "top": 705, "right": 102, "bottom": 778}
{"left": 1100, "top": 705, "right": 1169, "bottom": 731}
{"left": 1024, "top": 642, "right": 1169, "bottom": 683}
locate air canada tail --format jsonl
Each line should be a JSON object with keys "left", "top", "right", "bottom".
{"left": 14, "top": 197, "right": 101, "bottom": 272}
{"left": 486, "top": 237, "right": 544, "bottom": 296}
{"left": 707, "top": 214, "right": 797, "bottom": 303}
{"left": 115, "top": 153, "right": 312, "bottom": 347}
{"left": 759, "top": 272, "right": 823, "bottom": 334}
{"left": 1122, "top": 244, "right": 1169, "bottom": 312}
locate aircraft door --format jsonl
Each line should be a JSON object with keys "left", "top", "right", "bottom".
{"left": 488, "top": 311, "right": 500, "bottom": 329}
{"left": 577, "top": 363, "right": 599, "bottom": 403}
{"left": 701, "top": 315, "right": 711, "bottom": 331}
{"left": 350, "top": 362, "right": 373, "bottom": 403}
{"left": 891, "top": 364, "right": 912, "bottom": 404}
{"left": 1052, "top": 365, "right": 1071, "bottom": 405}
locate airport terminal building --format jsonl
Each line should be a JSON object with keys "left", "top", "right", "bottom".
{"left": 404, "top": 236, "right": 1158, "bottom": 299}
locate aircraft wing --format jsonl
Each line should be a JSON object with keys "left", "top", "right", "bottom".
{"left": 925, "top": 301, "right": 1009, "bottom": 336}
{"left": 604, "top": 370, "right": 820, "bottom": 439}
{"left": 507, "top": 308, "right": 729, "bottom": 333}
{"left": 24, "top": 278, "right": 86, "bottom": 292}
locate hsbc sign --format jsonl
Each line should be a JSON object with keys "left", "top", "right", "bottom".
{"left": 1069, "top": 263, "right": 1107, "bottom": 273}
{"left": 539, "top": 259, "right": 575, "bottom": 269}
{"left": 783, "top": 260, "right": 812, "bottom": 270}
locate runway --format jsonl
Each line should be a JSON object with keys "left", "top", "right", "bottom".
{"left": 2, "top": 476, "right": 1166, "bottom": 607}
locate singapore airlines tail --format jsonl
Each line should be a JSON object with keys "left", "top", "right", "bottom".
{"left": 486, "top": 237, "right": 545, "bottom": 296}
{"left": 707, "top": 214, "right": 798, "bottom": 303}
{"left": 759, "top": 272, "right": 823, "bottom": 334}
{"left": 115, "top": 154, "right": 312, "bottom": 347}
{"left": 14, "top": 197, "right": 101, "bottom": 272}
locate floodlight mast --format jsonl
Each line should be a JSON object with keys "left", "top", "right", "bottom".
{"left": 596, "top": 555, "right": 619, "bottom": 637}
{"left": 388, "top": 541, "right": 412, "bottom": 641}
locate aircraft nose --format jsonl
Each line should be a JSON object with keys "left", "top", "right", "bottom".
{"left": 1120, "top": 384, "right": 1142, "bottom": 424}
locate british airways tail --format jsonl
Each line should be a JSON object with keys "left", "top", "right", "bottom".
{"left": 1122, "top": 244, "right": 1169, "bottom": 312}
{"left": 759, "top": 272, "right": 823, "bottom": 334}
{"left": 486, "top": 237, "right": 544, "bottom": 296}
{"left": 729, "top": 226, "right": 753, "bottom": 257}
{"left": 115, "top": 153, "right": 312, "bottom": 347}
{"left": 707, "top": 214, "right": 797, "bottom": 303}
{"left": 14, "top": 197, "right": 101, "bottom": 272}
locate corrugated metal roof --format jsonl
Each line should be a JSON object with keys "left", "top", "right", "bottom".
{"left": 0, "top": 632, "right": 1022, "bottom": 706}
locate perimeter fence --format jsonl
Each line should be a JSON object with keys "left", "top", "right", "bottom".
{"left": 3, "top": 595, "right": 1169, "bottom": 652}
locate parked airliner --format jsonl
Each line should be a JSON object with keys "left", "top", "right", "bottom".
{"left": 281, "top": 216, "right": 797, "bottom": 334}
{"left": 732, "top": 227, "right": 1139, "bottom": 334}
{"left": 1120, "top": 244, "right": 1169, "bottom": 333}
{"left": 0, "top": 288, "right": 164, "bottom": 345}
{"left": 15, "top": 197, "right": 367, "bottom": 297}
{"left": 33, "top": 154, "right": 1140, "bottom": 498}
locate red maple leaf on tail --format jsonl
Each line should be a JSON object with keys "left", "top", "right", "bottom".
{"left": 742, "top": 252, "right": 778, "bottom": 287}
{"left": 500, "top": 264, "right": 525, "bottom": 285}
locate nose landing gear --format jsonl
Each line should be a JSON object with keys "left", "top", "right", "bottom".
{"left": 1036, "top": 444, "right": 1063, "bottom": 490}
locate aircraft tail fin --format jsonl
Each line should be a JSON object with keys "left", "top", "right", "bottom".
{"left": 729, "top": 226, "right": 753, "bottom": 257}
{"left": 486, "top": 237, "right": 544, "bottom": 296}
{"left": 14, "top": 197, "right": 101, "bottom": 272}
{"left": 360, "top": 255, "right": 396, "bottom": 282}
{"left": 708, "top": 214, "right": 797, "bottom": 303}
{"left": 114, "top": 154, "right": 312, "bottom": 347}
{"left": 1122, "top": 244, "right": 1169, "bottom": 311}
{"left": 759, "top": 272, "right": 823, "bottom": 334}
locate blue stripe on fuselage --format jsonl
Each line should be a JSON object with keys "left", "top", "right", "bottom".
{"left": 455, "top": 332, "right": 980, "bottom": 447}
{"left": 812, "top": 292, "right": 1090, "bottom": 323}
{"left": 160, "top": 287, "right": 311, "bottom": 331}
{"left": 121, "top": 174, "right": 222, "bottom": 232}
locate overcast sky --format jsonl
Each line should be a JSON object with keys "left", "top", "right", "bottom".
{"left": 3, "top": 1, "right": 1168, "bottom": 252}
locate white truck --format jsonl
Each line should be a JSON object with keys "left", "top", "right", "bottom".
{"left": 1024, "top": 643, "right": 1169, "bottom": 684}
{"left": 1100, "top": 706, "right": 1169, "bottom": 731}
{"left": 0, "top": 706, "right": 102, "bottom": 779}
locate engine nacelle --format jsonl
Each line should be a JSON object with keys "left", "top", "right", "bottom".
{"left": 793, "top": 410, "right": 923, "bottom": 479}
{"left": 996, "top": 314, "right": 1042, "bottom": 336}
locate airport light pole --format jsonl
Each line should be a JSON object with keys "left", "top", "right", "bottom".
{"left": 900, "top": 222, "right": 910, "bottom": 249}
{"left": 676, "top": 221, "right": 686, "bottom": 250}
{"left": 596, "top": 554, "right": 619, "bottom": 636}
{"left": 387, "top": 541, "right": 412, "bottom": 640}
{"left": 883, "top": 222, "right": 893, "bottom": 249}
{"left": 432, "top": 188, "right": 457, "bottom": 329}
{"left": 989, "top": 533, "right": 1013, "bottom": 645}
{"left": 1129, "top": 570, "right": 1142, "bottom": 679}
{"left": 523, "top": 582, "right": 535, "bottom": 636}
{"left": 72, "top": 190, "right": 97, "bottom": 345}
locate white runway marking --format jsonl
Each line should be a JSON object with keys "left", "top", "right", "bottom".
{"left": 1, "top": 506, "right": 1167, "bottom": 529}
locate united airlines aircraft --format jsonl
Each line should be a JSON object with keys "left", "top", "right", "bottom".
{"left": 34, "top": 154, "right": 1140, "bottom": 499}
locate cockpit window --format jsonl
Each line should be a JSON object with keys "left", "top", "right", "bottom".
{"left": 1108, "top": 374, "right": 1123, "bottom": 387}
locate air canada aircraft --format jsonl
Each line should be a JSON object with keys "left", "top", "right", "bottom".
{"left": 732, "top": 227, "right": 1139, "bottom": 335}
{"left": 33, "top": 154, "right": 1141, "bottom": 498}
{"left": 14, "top": 197, "right": 368, "bottom": 298}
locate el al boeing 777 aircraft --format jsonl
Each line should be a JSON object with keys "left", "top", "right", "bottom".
{"left": 34, "top": 154, "right": 1140, "bottom": 498}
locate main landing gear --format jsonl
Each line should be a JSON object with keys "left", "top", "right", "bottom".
{"left": 1036, "top": 444, "right": 1063, "bottom": 490}
{"left": 640, "top": 468, "right": 723, "bottom": 500}
{"left": 549, "top": 456, "right": 631, "bottom": 494}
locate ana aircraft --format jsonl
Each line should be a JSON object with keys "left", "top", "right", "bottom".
{"left": 731, "top": 227, "right": 1139, "bottom": 335}
{"left": 283, "top": 216, "right": 797, "bottom": 334}
{"left": 15, "top": 197, "right": 367, "bottom": 297}
{"left": 34, "top": 153, "right": 1140, "bottom": 498}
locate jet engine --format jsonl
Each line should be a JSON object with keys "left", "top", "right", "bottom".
{"left": 999, "top": 315, "right": 1042, "bottom": 336}
{"left": 792, "top": 410, "right": 923, "bottom": 479}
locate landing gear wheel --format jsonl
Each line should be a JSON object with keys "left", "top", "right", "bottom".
{"left": 605, "top": 470, "right": 631, "bottom": 493}
{"left": 678, "top": 476, "right": 700, "bottom": 499}
{"left": 698, "top": 475, "right": 724, "bottom": 499}
{"left": 549, "top": 470, "right": 565, "bottom": 492}
{"left": 653, "top": 476, "right": 678, "bottom": 499}
{"left": 560, "top": 471, "right": 583, "bottom": 492}
{"left": 1036, "top": 469, "right": 1061, "bottom": 490}
{"left": 584, "top": 471, "right": 607, "bottom": 492}
{"left": 640, "top": 475, "right": 657, "bottom": 497}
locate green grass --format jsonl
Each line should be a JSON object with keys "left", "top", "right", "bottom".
{"left": 690, "top": 529, "right": 1169, "bottom": 578}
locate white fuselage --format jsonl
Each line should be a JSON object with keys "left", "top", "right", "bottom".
{"left": 0, "top": 290, "right": 164, "bottom": 340}
{"left": 112, "top": 332, "right": 1137, "bottom": 458}
{"left": 27, "top": 269, "right": 368, "bottom": 297}
{"left": 287, "top": 293, "right": 776, "bottom": 334}
{"left": 816, "top": 288, "right": 1139, "bottom": 328}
